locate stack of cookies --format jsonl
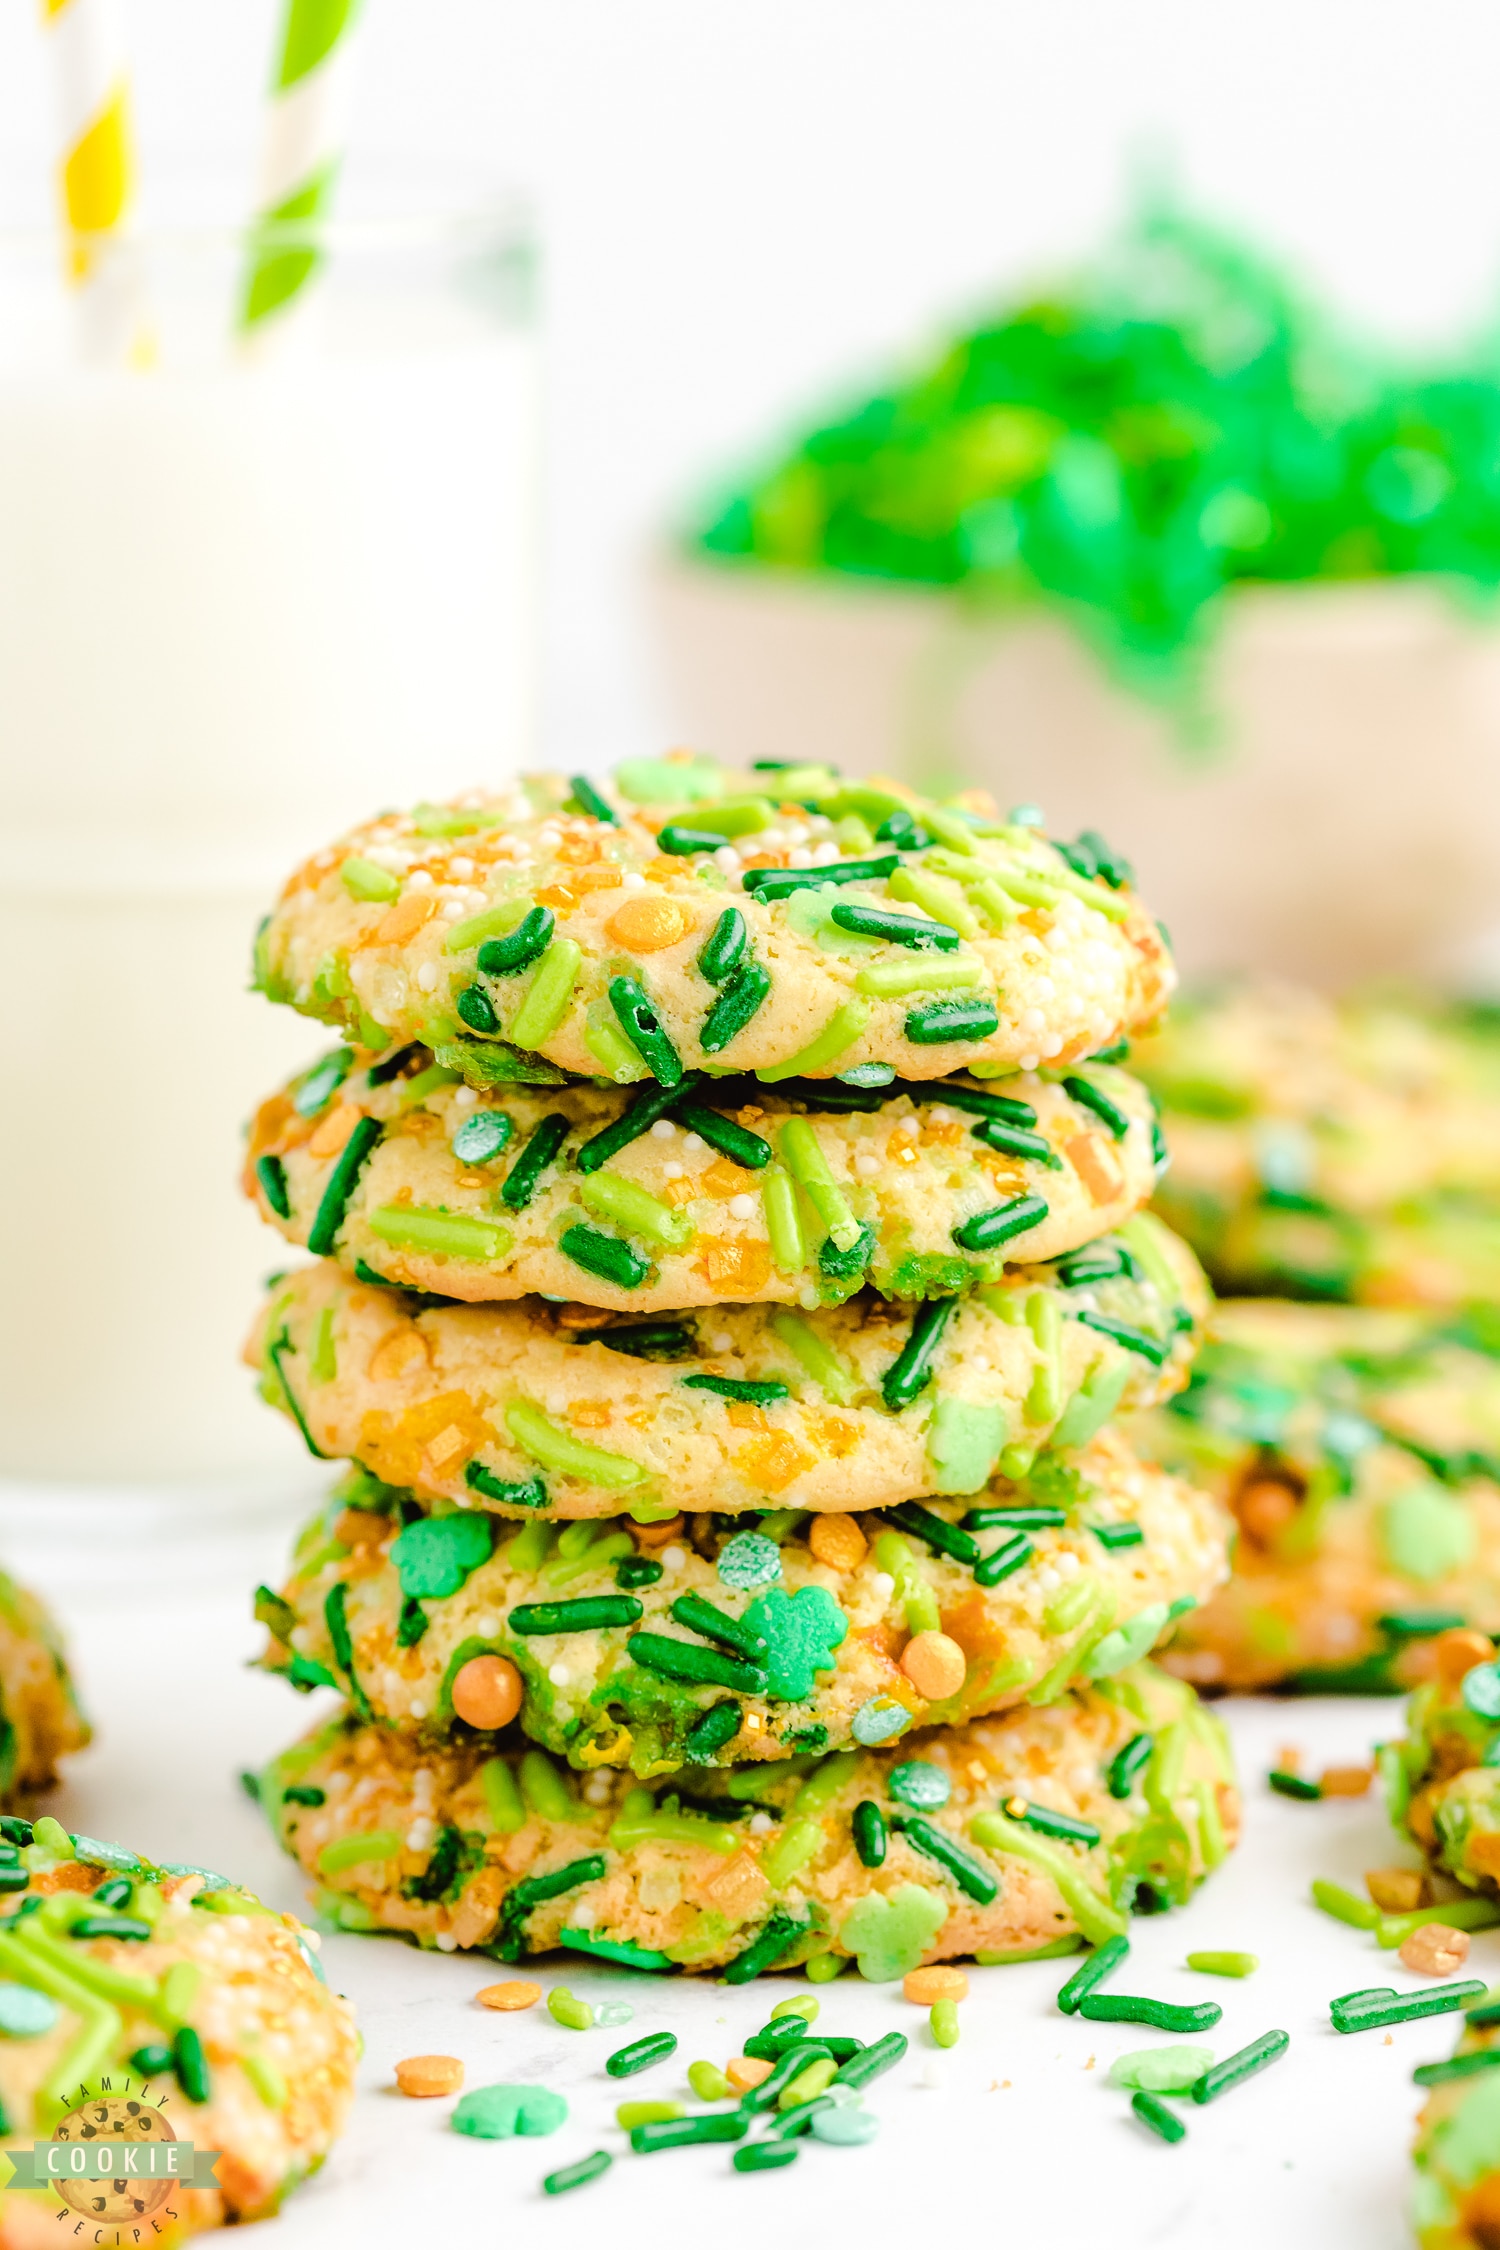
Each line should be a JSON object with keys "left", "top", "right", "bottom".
{"left": 240, "top": 758, "right": 1237, "bottom": 1982}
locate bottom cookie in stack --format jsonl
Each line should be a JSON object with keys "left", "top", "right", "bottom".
{"left": 1412, "top": 2007, "right": 1500, "bottom": 2250}
{"left": 0, "top": 1565, "right": 89, "bottom": 1809}
{"left": 259, "top": 1662, "right": 1236, "bottom": 1977}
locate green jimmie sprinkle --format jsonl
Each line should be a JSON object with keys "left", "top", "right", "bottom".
{"left": 881, "top": 1299, "right": 959, "bottom": 1411}
{"left": 609, "top": 977, "right": 684, "bottom": 1086}
{"left": 701, "top": 961, "right": 772, "bottom": 1055}
{"left": 697, "top": 907, "right": 748, "bottom": 983}
{"left": 306, "top": 1116, "right": 383, "bottom": 1254}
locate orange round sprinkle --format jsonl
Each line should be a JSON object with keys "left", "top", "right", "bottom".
{"left": 395, "top": 2054, "right": 464, "bottom": 2098}
{"left": 450, "top": 1655, "right": 523, "bottom": 1731}
{"left": 900, "top": 1630, "right": 967, "bottom": 1701}
{"left": 809, "top": 1515, "right": 868, "bottom": 1572}
{"left": 903, "top": 1966, "right": 969, "bottom": 2005}
{"left": 608, "top": 896, "right": 692, "bottom": 952}
{"left": 476, "top": 1980, "right": 543, "bottom": 2013}
{"left": 725, "top": 2055, "right": 774, "bottom": 2093}
{"left": 631, "top": 1515, "right": 686, "bottom": 1549}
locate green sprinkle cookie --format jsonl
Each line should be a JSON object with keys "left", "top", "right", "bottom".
{"left": 0, "top": 1564, "right": 90, "bottom": 1809}
{"left": 1412, "top": 2011, "right": 1500, "bottom": 2246}
{"left": 246, "top": 1225, "right": 1206, "bottom": 1520}
{"left": 257, "top": 1428, "right": 1228, "bottom": 1772}
{"left": 255, "top": 766, "right": 1174, "bottom": 1087}
{"left": 260, "top": 1661, "right": 1237, "bottom": 1970}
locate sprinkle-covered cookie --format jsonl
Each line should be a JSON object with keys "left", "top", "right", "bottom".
{"left": 0, "top": 1567, "right": 88, "bottom": 1809}
{"left": 257, "top": 1426, "right": 1228, "bottom": 1772}
{"left": 246, "top": 1221, "right": 1205, "bottom": 1520}
{"left": 254, "top": 765, "right": 1173, "bottom": 1085}
{"left": 245, "top": 1043, "right": 1162, "bottom": 1309}
{"left": 261, "top": 1663, "right": 1237, "bottom": 1971}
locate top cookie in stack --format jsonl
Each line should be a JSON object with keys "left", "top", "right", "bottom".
{"left": 243, "top": 762, "right": 1225, "bottom": 1802}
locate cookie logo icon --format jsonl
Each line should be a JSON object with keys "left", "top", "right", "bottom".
{"left": 51, "top": 2094, "right": 177, "bottom": 2222}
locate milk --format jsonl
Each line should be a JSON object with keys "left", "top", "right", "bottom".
{"left": 0, "top": 216, "right": 539, "bottom": 1479}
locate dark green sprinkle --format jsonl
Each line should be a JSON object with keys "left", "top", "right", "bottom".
{"left": 698, "top": 907, "right": 749, "bottom": 984}
{"left": 971, "top": 1118, "right": 1062, "bottom": 1168}
{"left": 1057, "top": 1933, "right": 1130, "bottom": 2014}
{"left": 770, "top": 1078, "right": 888, "bottom": 1113}
{"left": 0, "top": 1819, "right": 33, "bottom": 1848}
{"left": 557, "top": 1931, "right": 673, "bottom": 1971}
{"left": 1092, "top": 1521, "right": 1145, "bottom": 1550}
{"left": 771, "top": 2097, "right": 835, "bottom": 2140}
{"left": 674, "top": 1101, "right": 772, "bottom": 1167}
{"left": 451, "top": 1110, "right": 514, "bottom": 1164}
{"left": 1468, "top": 2000, "right": 1500, "bottom": 2029}
{"left": 616, "top": 1556, "right": 664, "bottom": 1591}
{"left": 91, "top": 1877, "right": 134, "bottom": 1909}
{"left": 1193, "top": 2030, "right": 1289, "bottom": 2103}
{"left": 559, "top": 1225, "right": 651, "bottom": 1290}
{"left": 831, "top": 2031, "right": 906, "bottom": 2089}
{"left": 1089, "top": 1040, "right": 1130, "bottom": 1065}
{"left": 1078, "top": 1995, "right": 1222, "bottom": 2033}
{"left": 1106, "top": 1734, "right": 1154, "bottom": 1800}
{"left": 325, "top": 1581, "right": 372, "bottom": 1721}
{"left": 631, "top": 2114, "right": 748, "bottom": 2152}
{"left": 881, "top": 1299, "right": 959, "bottom": 1412}
{"left": 68, "top": 1915, "right": 153, "bottom": 1941}
{"left": 974, "top": 1532, "right": 1034, "bottom": 1587}
{"left": 819, "top": 1221, "right": 875, "bottom": 1282}
{"left": 964, "top": 1505, "right": 1065, "bottom": 1530}
{"left": 1078, "top": 830, "right": 1132, "bottom": 889}
{"left": 456, "top": 982, "right": 500, "bottom": 1034}
{"left": 130, "top": 2042, "right": 174, "bottom": 2079}
{"left": 282, "top": 1784, "right": 327, "bottom": 1807}
{"left": 352, "top": 1257, "right": 397, "bottom": 1286}
{"left": 476, "top": 906, "right": 555, "bottom": 977}
{"left": 306, "top": 1115, "right": 383, "bottom": 1254}
{"left": 568, "top": 774, "right": 617, "bottom": 824}
{"left": 591, "top": 1321, "right": 697, "bottom": 1360}
{"left": 1008, "top": 1801, "right": 1101, "bottom": 1847}
{"left": 685, "top": 1701, "right": 744, "bottom": 1761}
{"left": 906, "top": 997, "right": 1000, "bottom": 1045}
{"left": 735, "top": 2140, "right": 799, "bottom": 2173}
{"left": 907, "top": 1082, "right": 1036, "bottom": 1125}
{"left": 1413, "top": 2049, "right": 1500, "bottom": 2088}
{"left": 499, "top": 1113, "right": 571, "bottom": 1208}
{"left": 1377, "top": 1609, "right": 1469, "bottom": 1641}
{"left": 744, "top": 2020, "right": 819, "bottom": 2061}
{"left": 238, "top": 1771, "right": 260, "bottom": 1802}
{"left": 464, "top": 1461, "right": 547, "bottom": 1508}
{"left": 852, "top": 1799, "right": 887, "bottom": 1868}
{"left": 701, "top": 960, "right": 772, "bottom": 1056}
{"left": 893, "top": 1814, "right": 998, "bottom": 1902}
{"left": 293, "top": 1046, "right": 355, "bottom": 1116}
{"left": 670, "top": 1592, "right": 768, "bottom": 1660}
{"left": 266, "top": 1325, "right": 327, "bottom": 1460}
{"left": 606, "top": 2031, "right": 679, "bottom": 2078}
{"left": 1055, "top": 1243, "right": 1138, "bottom": 1287}
{"left": 367, "top": 1042, "right": 420, "bottom": 1084}
{"left": 952, "top": 1195, "right": 1049, "bottom": 1252}
{"left": 173, "top": 2026, "right": 211, "bottom": 2105}
{"left": 1061, "top": 1074, "right": 1131, "bottom": 1139}
{"left": 609, "top": 975, "right": 684, "bottom": 1086}
{"left": 874, "top": 810, "right": 930, "bottom": 847}
{"left": 627, "top": 1632, "right": 767, "bottom": 1695}
{"left": 684, "top": 1374, "right": 790, "bottom": 1405}
{"left": 255, "top": 1154, "right": 292, "bottom": 1219}
{"left": 723, "top": 1910, "right": 811, "bottom": 1984}
{"left": 1151, "top": 1118, "right": 1169, "bottom": 1168}
{"left": 576, "top": 1076, "right": 699, "bottom": 1174}
{"left": 1074, "top": 1309, "right": 1168, "bottom": 1364}
{"left": 740, "top": 2043, "right": 832, "bottom": 2112}
{"left": 1132, "top": 2089, "right": 1186, "bottom": 2144}
{"left": 1268, "top": 1770, "right": 1322, "bottom": 1801}
{"left": 543, "top": 2150, "right": 612, "bottom": 2195}
{"left": 657, "top": 823, "right": 736, "bottom": 855}
{"left": 830, "top": 901, "right": 960, "bottom": 951}
{"left": 404, "top": 1823, "right": 464, "bottom": 1903}
{"left": 0, "top": 1868, "right": 28, "bottom": 1894}
{"left": 495, "top": 1855, "right": 609, "bottom": 1958}
{"left": 741, "top": 854, "right": 899, "bottom": 899}
{"left": 1332, "top": 1981, "right": 1486, "bottom": 2032}
{"left": 509, "top": 1596, "right": 644, "bottom": 1636}
{"left": 885, "top": 1500, "right": 979, "bottom": 1566}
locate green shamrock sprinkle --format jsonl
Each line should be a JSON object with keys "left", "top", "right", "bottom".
{"left": 742, "top": 1585, "right": 848, "bottom": 1701}
{"left": 451, "top": 2083, "right": 569, "bottom": 2140}
{"left": 839, "top": 1884, "right": 948, "bottom": 1982}
{"left": 390, "top": 1514, "right": 495, "bottom": 1601}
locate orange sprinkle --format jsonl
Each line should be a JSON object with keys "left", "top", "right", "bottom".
{"left": 903, "top": 1966, "right": 968, "bottom": 2005}
{"left": 395, "top": 2054, "right": 464, "bottom": 2098}
{"left": 476, "top": 1980, "right": 543, "bottom": 2013}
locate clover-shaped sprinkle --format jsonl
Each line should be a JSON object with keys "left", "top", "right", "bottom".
{"left": 451, "top": 2083, "right": 568, "bottom": 2139}
{"left": 839, "top": 1884, "right": 948, "bottom": 1981}
{"left": 888, "top": 1760, "right": 950, "bottom": 1812}
{"left": 717, "top": 1531, "right": 783, "bottom": 1591}
{"left": 741, "top": 1584, "right": 847, "bottom": 1701}
{"left": 390, "top": 1513, "right": 495, "bottom": 1600}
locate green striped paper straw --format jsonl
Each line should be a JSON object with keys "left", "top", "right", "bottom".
{"left": 240, "top": 0, "right": 362, "bottom": 336}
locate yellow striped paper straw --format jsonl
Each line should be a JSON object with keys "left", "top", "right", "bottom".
{"left": 38, "top": 0, "right": 148, "bottom": 363}
{"left": 241, "top": 0, "right": 363, "bottom": 339}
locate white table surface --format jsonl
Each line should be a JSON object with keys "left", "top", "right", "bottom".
{"left": 0, "top": 1477, "right": 1464, "bottom": 2250}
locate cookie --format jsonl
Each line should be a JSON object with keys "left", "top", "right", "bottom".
{"left": 1131, "top": 1299, "right": 1500, "bottom": 1692}
{"left": 254, "top": 764, "right": 1173, "bottom": 1085}
{"left": 257, "top": 1424, "right": 1228, "bottom": 1772}
{"left": 1412, "top": 2008, "right": 1500, "bottom": 2250}
{"left": 0, "top": 1567, "right": 89, "bottom": 1807}
{"left": 0, "top": 1817, "right": 356, "bottom": 2247}
{"left": 260, "top": 1662, "right": 1237, "bottom": 1972}
{"left": 1137, "top": 984, "right": 1500, "bottom": 1305}
{"left": 1387, "top": 1630, "right": 1500, "bottom": 1896}
{"left": 245, "top": 1047, "right": 1162, "bottom": 1310}
{"left": 247, "top": 1221, "right": 1206, "bottom": 1520}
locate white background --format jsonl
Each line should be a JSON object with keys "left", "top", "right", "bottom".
{"left": 5, "top": 0, "right": 1500, "bottom": 761}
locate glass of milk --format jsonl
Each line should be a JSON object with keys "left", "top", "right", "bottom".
{"left": 0, "top": 188, "right": 539, "bottom": 1481}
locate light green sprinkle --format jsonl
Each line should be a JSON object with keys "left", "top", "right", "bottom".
{"left": 761, "top": 1168, "right": 808, "bottom": 1273}
{"left": 393, "top": 1063, "right": 463, "bottom": 1112}
{"left": 886, "top": 866, "right": 979, "bottom": 936}
{"left": 444, "top": 898, "right": 531, "bottom": 954}
{"left": 519, "top": 1751, "right": 577, "bottom": 1825}
{"left": 1043, "top": 1574, "right": 1098, "bottom": 1635}
{"left": 805, "top": 1950, "right": 849, "bottom": 1984}
{"left": 1186, "top": 1951, "right": 1258, "bottom": 1979}
{"left": 1110, "top": 2045, "right": 1214, "bottom": 2093}
{"left": 308, "top": 1306, "right": 338, "bottom": 1385}
{"left": 688, "top": 2060, "right": 733, "bottom": 2101}
{"left": 504, "top": 1399, "right": 645, "bottom": 1488}
{"left": 854, "top": 956, "right": 981, "bottom": 998}
{"left": 340, "top": 857, "right": 400, "bottom": 903}
{"left": 757, "top": 998, "right": 871, "bottom": 1083}
{"left": 780, "top": 2055, "right": 838, "bottom": 2107}
{"left": 583, "top": 1007, "right": 646, "bottom": 1082}
{"left": 1024, "top": 1289, "right": 1062, "bottom": 1423}
{"left": 30, "top": 1818, "right": 70, "bottom": 1856}
{"left": 778, "top": 1118, "right": 862, "bottom": 1252}
{"left": 239, "top": 2045, "right": 289, "bottom": 2110}
{"left": 317, "top": 1830, "right": 403, "bottom": 1875}
{"left": 767, "top": 1308, "right": 857, "bottom": 1404}
{"left": 930, "top": 1999, "right": 960, "bottom": 2048}
{"left": 968, "top": 1810, "right": 1127, "bottom": 1945}
{"left": 367, "top": 1206, "right": 514, "bottom": 1262}
{"left": 771, "top": 1995, "right": 820, "bottom": 2024}
{"left": 509, "top": 938, "right": 582, "bottom": 1047}
{"left": 616, "top": 2100, "right": 683, "bottom": 2129}
{"left": 578, "top": 1172, "right": 693, "bottom": 1249}
{"left": 547, "top": 1987, "right": 594, "bottom": 2032}
{"left": 759, "top": 1817, "right": 824, "bottom": 1888}
{"left": 481, "top": 1757, "right": 528, "bottom": 1835}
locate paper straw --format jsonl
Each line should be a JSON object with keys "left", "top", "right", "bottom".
{"left": 240, "top": 0, "right": 362, "bottom": 340}
{"left": 38, "top": 0, "right": 149, "bottom": 364}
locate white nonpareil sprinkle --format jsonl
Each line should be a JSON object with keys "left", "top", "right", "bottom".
{"left": 408, "top": 1698, "right": 428, "bottom": 1719}
{"left": 663, "top": 1161, "right": 685, "bottom": 1181}
{"left": 548, "top": 1662, "right": 571, "bottom": 1686}
{"left": 919, "top": 2060, "right": 946, "bottom": 2090}
{"left": 1055, "top": 1550, "right": 1080, "bottom": 1577}
{"left": 650, "top": 1118, "right": 677, "bottom": 1140}
{"left": 747, "top": 1811, "right": 774, "bottom": 1835}
{"left": 1019, "top": 1054, "right": 1041, "bottom": 1073}
{"left": 621, "top": 870, "right": 647, "bottom": 889}
{"left": 474, "top": 1615, "right": 499, "bottom": 1638}
{"left": 416, "top": 964, "right": 438, "bottom": 991}
{"left": 892, "top": 1115, "right": 919, "bottom": 1138}
{"left": 728, "top": 1194, "right": 756, "bottom": 1219}
{"left": 683, "top": 1133, "right": 706, "bottom": 1153}
{"left": 435, "top": 1932, "right": 459, "bottom": 1953}
{"left": 855, "top": 1155, "right": 880, "bottom": 1177}
{"left": 405, "top": 1820, "right": 435, "bottom": 1853}
{"left": 870, "top": 1572, "right": 895, "bottom": 1602}
{"left": 453, "top": 1085, "right": 478, "bottom": 1107}
{"left": 715, "top": 845, "right": 741, "bottom": 872}
{"left": 405, "top": 868, "right": 434, "bottom": 890}
{"left": 710, "top": 1331, "right": 734, "bottom": 1352}
{"left": 448, "top": 857, "right": 474, "bottom": 880}
{"left": 570, "top": 1902, "right": 597, "bottom": 1929}
{"left": 659, "top": 1546, "right": 686, "bottom": 1571}
{"left": 1037, "top": 1567, "right": 1061, "bottom": 1593}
